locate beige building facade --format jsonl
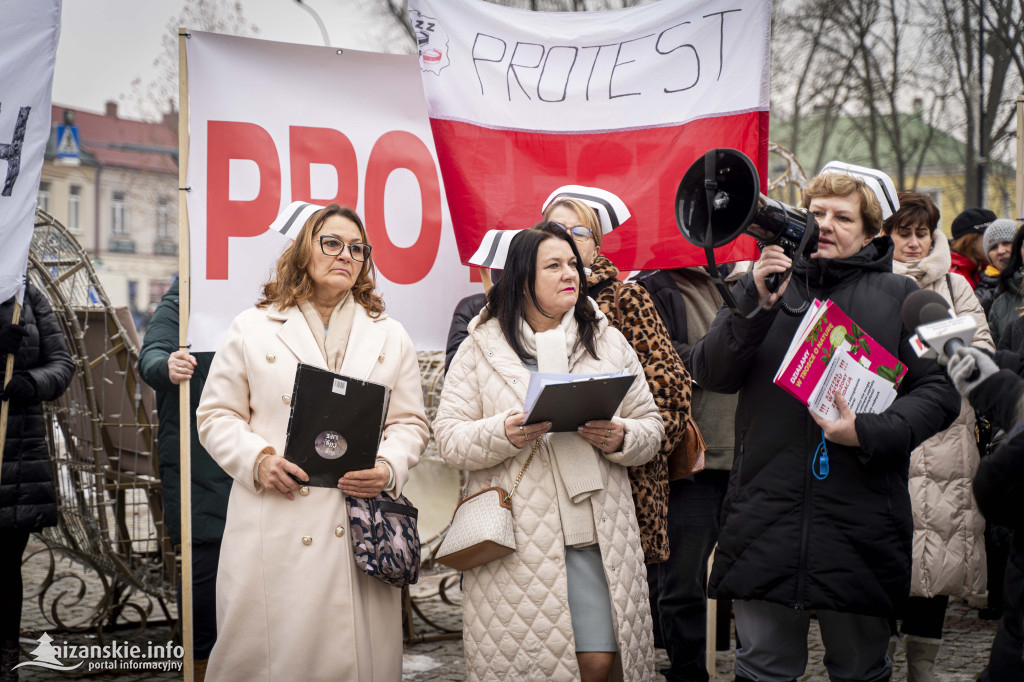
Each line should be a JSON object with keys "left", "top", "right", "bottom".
{"left": 40, "top": 102, "right": 179, "bottom": 329}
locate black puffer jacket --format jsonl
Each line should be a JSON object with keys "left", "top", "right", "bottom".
{"left": 0, "top": 285, "right": 74, "bottom": 530}
{"left": 690, "top": 238, "right": 960, "bottom": 617}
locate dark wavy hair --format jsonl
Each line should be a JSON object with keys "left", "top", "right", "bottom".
{"left": 256, "top": 204, "right": 385, "bottom": 316}
{"left": 486, "top": 222, "right": 599, "bottom": 361}
{"left": 998, "top": 222, "right": 1024, "bottom": 295}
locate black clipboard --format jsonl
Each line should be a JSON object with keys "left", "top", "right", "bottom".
{"left": 283, "top": 364, "right": 391, "bottom": 487}
{"left": 523, "top": 374, "right": 636, "bottom": 432}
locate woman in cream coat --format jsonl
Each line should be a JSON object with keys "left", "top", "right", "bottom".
{"left": 197, "top": 204, "right": 429, "bottom": 681}
{"left": 884, "top": 192, "right": 991, "bottom": 680}
{"left": 434, "top": 224, "right": 663, "bottom": 682}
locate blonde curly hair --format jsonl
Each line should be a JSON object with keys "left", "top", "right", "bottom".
{"left": 257, "top": 204, "right": 385, "bottom": 317}
{"left": 802, "top": 173, "right": 884, "bottom": 238}
{"left": 543, "top": 197, "right": 604, "bottom": 247}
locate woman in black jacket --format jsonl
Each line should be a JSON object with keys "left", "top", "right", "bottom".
{"left": 0, "top": 285, "right": 74, "bottom": 678}
{"left": 944, "top": 345, "right": 1024, "bottom": 681}
{"left": 690, "top": 171, "right": 960, "bottom": 682}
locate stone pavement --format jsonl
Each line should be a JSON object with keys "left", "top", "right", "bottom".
{"left": 15, "top": 539, "right": 999, "bottom": 681}
{"left": 16, "top": 536, "right": 183, "bottom": 682}
{"left": 401, "top": 571, "right": 999, "bottom": 681}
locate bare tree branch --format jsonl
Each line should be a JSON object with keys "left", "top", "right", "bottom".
{"left": 121, "top": 0, "right": 260, "bottom": 121}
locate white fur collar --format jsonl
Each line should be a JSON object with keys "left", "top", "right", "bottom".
{"left": 891, "top": 227, "right": 952, "bottom": 288}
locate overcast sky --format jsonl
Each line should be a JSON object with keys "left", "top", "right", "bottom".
{"left": 52, "top": 0, "right": 405, "bottom": 117}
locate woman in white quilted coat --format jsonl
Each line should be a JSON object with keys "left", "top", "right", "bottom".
{"left": 434, "top": 224, "right": 663, "bottom": 682}
{"left": 883, "top": 192, "right": 992, "bottom": 681}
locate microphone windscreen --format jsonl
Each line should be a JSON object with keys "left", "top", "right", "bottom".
{"left": 901, "top": 289, "right": 951, "bottom": 332}
{"left": 919, "top": 302, "right": 952, "bottom": 325}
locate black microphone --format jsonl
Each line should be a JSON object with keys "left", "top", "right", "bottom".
{"left": 901, "top": 289, "right": 978, "bottom": 376}
{"left": 900, "top": 289, "right": 952, "bottom": 330}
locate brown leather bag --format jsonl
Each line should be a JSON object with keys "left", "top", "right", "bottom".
{"left": 609, "top": 284, "right": 704, "bottom": 480}
{"left": 668, "top": 416, "right": 706, "bottom": 481}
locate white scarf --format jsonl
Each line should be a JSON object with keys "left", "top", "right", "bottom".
{"left": 519, "top": 310, "right": 602, "bottom": 547}
{"left": 297, "top": 292, "right": 357, "bottom": 373}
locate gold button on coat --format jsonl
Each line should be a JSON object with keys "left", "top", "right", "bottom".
{"left": 301, "top": 536, "right": 312, "bottom": 546}
{"left": 265, "top": 352, "right": 276, "bottom": 363}
{"left": 334, "top": 526, "right": 345, "bottom": 537}
{"left": 282, "top": 394, "right": 291, "bottom": 405}
{"left": 298, "top": 486, "right": 310, "bottom": 496}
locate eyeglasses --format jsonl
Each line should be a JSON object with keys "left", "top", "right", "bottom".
{"left": 319, "top": 235, "right": 372, "bottom": 262}
{"left": 553, "top": 223, "right": 594, "bottom": 242}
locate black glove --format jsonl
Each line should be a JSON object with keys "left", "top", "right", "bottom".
{"left": 0, "top": 373, "right": 36, "bottom": 402}
{"left": 0, "top": 323, "right": 27, "bottom": 355}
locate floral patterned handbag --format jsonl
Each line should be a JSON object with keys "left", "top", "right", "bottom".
{"left": 345, "top": 492, "right": 421, "bottom": 588}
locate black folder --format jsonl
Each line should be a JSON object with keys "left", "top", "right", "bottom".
{"left": 523, "top": 374, "right": 636, "bottom": 432}
{"left": 283, "top": 364, "right": 391, "bottom": 487}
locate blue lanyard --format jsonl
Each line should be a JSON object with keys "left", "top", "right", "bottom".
{"left": 813, "top": 430, "right": 829, "bottom": 480}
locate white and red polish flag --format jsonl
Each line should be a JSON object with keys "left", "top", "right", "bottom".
{"left": 408, "top": 0, "right": 769, "bottom": 269}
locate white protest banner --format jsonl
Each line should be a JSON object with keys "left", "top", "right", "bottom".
{"left": 0, "top": 0, "right": 62, "bottom": 305}
{"left": 185, "top": 32, "right": 478, "bottom": 352}
{"left": 409, "top": 0, "right": 769, "bottom": 269}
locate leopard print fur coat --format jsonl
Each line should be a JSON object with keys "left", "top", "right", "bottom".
{"left": 588, "top": 254, "right": 691, "bottom": 562}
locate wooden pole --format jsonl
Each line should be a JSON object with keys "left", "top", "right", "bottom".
{"left": 1016, "top": 92, "right": 1023, "bottom": 222}
{"left": 706, "top": 545, "right": 716, "bottom": 678}
{"left": 479, "top": 268, "right": 492, "bottom": 293}
{"left": 178, "top": 27, "right": 195, "bottom": 682}
{"left": 0, "top": 301, "right": 23, "bottom": 486}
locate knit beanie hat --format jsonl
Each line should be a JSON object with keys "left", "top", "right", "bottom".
{"left": 983, "top": 219, "right": 1019, "bottom": 255}
{"left": 951, "top": 207, "right": 997, "bottom": 240}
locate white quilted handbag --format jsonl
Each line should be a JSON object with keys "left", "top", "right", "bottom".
{"left": 436, "top": 438, "right": 542, "bottom": 571}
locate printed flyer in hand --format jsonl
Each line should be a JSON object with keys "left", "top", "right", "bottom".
{"left": 774, "top": 300, "right": 907, "bottom": 421}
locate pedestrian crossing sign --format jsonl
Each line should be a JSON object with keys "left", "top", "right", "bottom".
{"left": 56, "top": 124, "right": 80, "bottom": 159}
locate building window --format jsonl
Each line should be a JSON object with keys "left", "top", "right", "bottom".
{"left": 149, "top": 280, "right": 168, "bottom": 306}
{"left": 156, "top": 198, "right": 173, "bottom": 240}
{"left": 112, "top": 191, "right": 127, "bottom": 235}
{"left": 38, "top": 181, "right": 50, "bottom": 212}
{"left": 128, "top": 280, "right": 138, "bottom": 314}
{"left": 68, "top": 185, "right": 80, "bottom": 232}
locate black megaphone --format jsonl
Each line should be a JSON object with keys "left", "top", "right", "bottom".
{"left": 674, "top": 149, "right": 818, "bottom": 295}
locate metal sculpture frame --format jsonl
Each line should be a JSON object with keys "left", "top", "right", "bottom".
{"left": 23, "top": 209, "right": 173, "bottom": 641}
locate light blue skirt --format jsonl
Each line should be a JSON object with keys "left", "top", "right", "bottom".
{"left": 565, "top": 544, "right": 618, "bottom": 652}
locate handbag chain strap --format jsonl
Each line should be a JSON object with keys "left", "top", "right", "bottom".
{"left": 504, "top": 437, "right": 544, "bottom": 504}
